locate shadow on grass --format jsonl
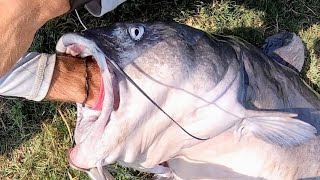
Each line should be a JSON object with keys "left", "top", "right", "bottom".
{"left": 0, "top": 99, "right": 58, "bottom": 156}
{"left": 314, "top": 38, "right": 320, "bottom": 59}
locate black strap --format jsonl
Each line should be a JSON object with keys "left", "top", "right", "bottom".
{"left": 69, "top": 0, "right": 94, "bottom": 11}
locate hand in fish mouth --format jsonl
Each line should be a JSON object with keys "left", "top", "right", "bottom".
{"left": 54, "top": 22, "right": 319, "bottom": 179}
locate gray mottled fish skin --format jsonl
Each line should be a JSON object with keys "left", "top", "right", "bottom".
{"left": 62, "top": 22, "right": 320, "bottom": 179}
{"left": 82, "top": 22, "right": 319, "bottom": 116}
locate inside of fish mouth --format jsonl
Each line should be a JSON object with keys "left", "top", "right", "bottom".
{"left": 57, "top": 41, "right": 123, "bottom": 173}
{"left": 62, "top": 52, "right": 117, "bottom": 172}
{"left": 60, "top": 43, "right": 118, "bottom": 107}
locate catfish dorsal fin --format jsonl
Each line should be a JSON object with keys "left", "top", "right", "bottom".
{"left": 235, "top": 110, "right": 317, "bottom": 146}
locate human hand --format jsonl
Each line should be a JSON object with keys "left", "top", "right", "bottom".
{"left": 0, "top": 0, "right": 70, "bottom": 77}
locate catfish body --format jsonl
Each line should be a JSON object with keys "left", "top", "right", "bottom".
{"left": 56, "top": 22, "right": 320, "bottom": 179}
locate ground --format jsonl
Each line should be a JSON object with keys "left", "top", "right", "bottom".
{"left": 0, "top": 0, "right": 319, "bottom": 179}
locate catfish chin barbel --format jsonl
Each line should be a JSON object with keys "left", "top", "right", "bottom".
{"left": 55, "top": 22, "right": 320, "bottom": 180}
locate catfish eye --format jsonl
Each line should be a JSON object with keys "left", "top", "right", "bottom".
{"left": 128, "top": 26, "right": 144, "bottom": 41}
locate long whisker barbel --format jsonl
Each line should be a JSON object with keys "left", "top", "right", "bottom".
{"left": 103, "top": 55, "right": 210, "bottom": 141}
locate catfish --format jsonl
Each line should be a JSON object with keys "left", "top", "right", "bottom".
{"left": 56, "top": 22, "right": 320, "bottom": 180}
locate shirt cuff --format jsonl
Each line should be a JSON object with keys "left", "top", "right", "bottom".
{"left": 28, "top": 54, "right": 56, "bottom": 101}
{"left": 0, "top": 53, "right": 56, "bottom": 101}
{"left": 85, "top": 0, "right": 126, "bottom": 17}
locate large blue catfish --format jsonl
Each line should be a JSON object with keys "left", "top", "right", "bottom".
{"left": 56, "top": 22, "right": 320, "bottom": 179}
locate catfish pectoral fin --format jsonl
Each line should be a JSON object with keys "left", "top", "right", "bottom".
{"left": 87, "top": 166, "right": 115, "bottom": 180}
{"left": 235, "top": 110, "right": 317, "bottom": 147}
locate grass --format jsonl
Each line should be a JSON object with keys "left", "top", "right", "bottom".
{"left": 0, "top": 0, "right": 319, "bottom": 179}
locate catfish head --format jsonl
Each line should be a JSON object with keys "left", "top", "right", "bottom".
{"left": 56, "top": 22, "right": 225, "bottom": 171}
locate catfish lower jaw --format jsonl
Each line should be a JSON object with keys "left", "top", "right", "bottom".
{"left": 67, "top": 148, "right": 91, "bottom": 172}
{"left": 105, "top": 58, "right": 120, "bottom": 111}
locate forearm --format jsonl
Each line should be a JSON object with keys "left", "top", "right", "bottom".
{"left": 0, "top": 53, "right": 100, "bottom": 107}
{"left": 45, "top": 55, "right": 100, "bottom": 107}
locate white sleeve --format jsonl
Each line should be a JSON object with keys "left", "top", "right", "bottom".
{"left": 84, "top": 0, "right": 126, "bottom": 17}
{"left": 0, "top": 53, "right": 56, "bottom": 101}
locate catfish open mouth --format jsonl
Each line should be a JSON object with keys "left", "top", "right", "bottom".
{"left": 56, "top": 34, "right": 121, "bottom": 170}
{"left": 54, "top": 22, "right": 320, "bottom": 180}
{"left": 56, "top": 33, "right": 120, "bottom": 112}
